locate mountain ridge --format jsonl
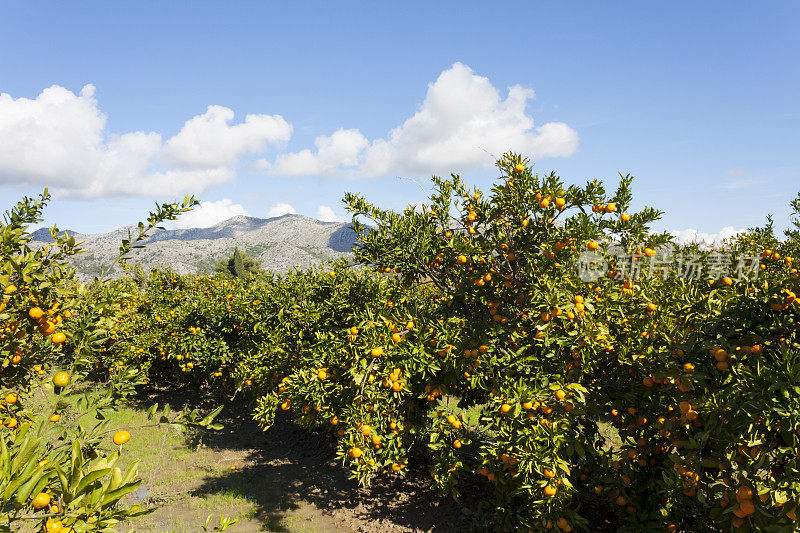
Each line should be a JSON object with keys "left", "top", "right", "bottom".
{"left": 31, "top": 214, "right": 360, "bottom": 280}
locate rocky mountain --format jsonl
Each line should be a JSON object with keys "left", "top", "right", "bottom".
{"left": 31, "top": 214, "right": 359, "bottom": 279}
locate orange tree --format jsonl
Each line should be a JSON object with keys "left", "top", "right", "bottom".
{"left": 328, "top": 153, "right": 799, "bottom": 531}
{"left": 0, "top": 191, "right": 225, "bottom": 533}
{"left": 333, "top": 153, "right": 679, "bottom": 531}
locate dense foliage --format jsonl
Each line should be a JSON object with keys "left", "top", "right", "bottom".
{"left": 6, "top": 153, "right": 799, "bottom": 532}
{"left": 91, "top": 154, "right": 800, "bottom": 532}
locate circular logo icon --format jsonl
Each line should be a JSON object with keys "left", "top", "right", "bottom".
{"left": 574, "top": 251, "right": 608, "bottom": 282}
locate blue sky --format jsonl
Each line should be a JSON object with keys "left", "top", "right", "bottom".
{"left": 0, "top": 1, "right": 798, "bottom": 242}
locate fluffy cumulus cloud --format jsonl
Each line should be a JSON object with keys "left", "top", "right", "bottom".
{"left": 272, "top": 129, "right": 369, "bottom": 176}
{"left": 162, "top": 105, "right": 291, "bottom": 168}
{"left": 315, "top": 205, "right": 345, "bottom": 222}
{"left": 671, "top": 226, "right": 744, "bottom": 247}
{"left": 268, "top": 62, "right": 578, "bottom": 178}
{"left": 0, "top": 85, "right": 290, "bottom": 197}
{"left": 0, "top": 64, "right": 575, "bottom": 197}
{"left": 266, "top": 203, "right": 296, "bottom": 218}
{"left": 173, "top": 198, "right": 249, "bottom": 229}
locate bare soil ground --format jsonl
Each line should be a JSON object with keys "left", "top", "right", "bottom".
{"left": 117, "top": 390, "right": 469, "bottom": 533}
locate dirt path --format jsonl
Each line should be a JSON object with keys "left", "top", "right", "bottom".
{"left": 121, "top": 393, "right": 468, "bottom": 532}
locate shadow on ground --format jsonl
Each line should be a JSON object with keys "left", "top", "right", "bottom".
{"left": 131, "top": 387, "right": 469, "bottom": 532}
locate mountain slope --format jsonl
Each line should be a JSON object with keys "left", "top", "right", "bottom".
{"left": 32, "top": 214, "right": 359, "bottom": 279}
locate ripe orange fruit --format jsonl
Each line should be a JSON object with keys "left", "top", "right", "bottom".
{"left": 370, "top": 347, "right": 384, "bottom": 358}
{"left": 28, "top": 307, "right": 44, "bottom": 320}
{"left": 646, "top": 303, "right": 657, "bottom": 313}
{"left": 348, "top": 447, "right": 362, "bottom": 458}
{"left": 712, "top": 348, "right": 728, "bottom": 361}
{"left": 543, "top": 467, "right": 556, "bottom": 479}
{"left": 453, "top": 439, "right": 462, "bottom": 448}
{"left": 514, "top": 164, "right": 524, "bottom": 173}
{"left": 543, "top": 484, "right": 557, "bottom": 497}
{"left": 737, "top": 485, "right": 753, "bottom": 501}
{"left": 45, "top": 518, "right": 63, "bottom": 533}
{"left": 38, "top": 320, "right": 56, "bottom": 336}
{"left": 500, "top": 403, "right": 512, "bottom": 414}
{"left": 605, "top": 203, "right": 616, "bottom": 213}
{"left": 620, "top": 213, "right": 630, "bottom": 222}
{"left": 32, "top": 492, "right": 51, "bottom": 509}
{"left": 5, "top": 392, "right": 18, "bottom": 404}
{"left": 280, "top": 400, "right": 291, "bottom": 410}
{"left": 51, "top": 332, "right": 66, "bottom": 344}
{"left": 113, "top": 430, "right": 131, "bottom": 445}
{"left": 49, "top": 413, "right": 61, "bottom": 422}
{"left": 739, "top": 499, "right": 755, "bottom": 515}
{"left": 587, "top": 241, "right": 599, "bottom": 250}
{"left": 457, "top": 255, "right": 467, "bottom": 264}
{"left": 683, "top": 363, "right": 695, "bottom": 373}
{"left": 52, "top": 371, "right": 71, "bottom": 387}
{"left": 391, "top": 462, "right": 404, "bottom": 472}
{"left": 555, "top": 390, "right": 567, "bottom": 401}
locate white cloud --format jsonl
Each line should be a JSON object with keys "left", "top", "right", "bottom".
{"left": 266, "top": 203, "right": 296, "bottom": 218}
{"left": 266, "top": 62, "right": 578, "bottom": 178}
{"left": 671, "top": 226, "right": 744, "bottom": 247}
{"left": 1, "top": 67, "right": 576, "bottom": 197}
{"left": 315, "top": 205, "right": 345, "bottom": 222}
{"left": 163, "top": 105, "right": 291, "bottom": 168}
{"left": 273, "top": 129, "right": 368, "bottom": 176}
{"left": 174, "top": 198, "right": 249, "bottom": 229}
{"left": 0, "top": 85, "right": 291, "bottom": 197}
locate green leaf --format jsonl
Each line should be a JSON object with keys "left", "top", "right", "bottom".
{"left": 100, "top": 479, "right": 142, "bottom": 506}
{"left": 74, "top": 467, "right": 112, "bottom": 495}
{"left": 69, "top": 439, "right": 84, "bottom": 492}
